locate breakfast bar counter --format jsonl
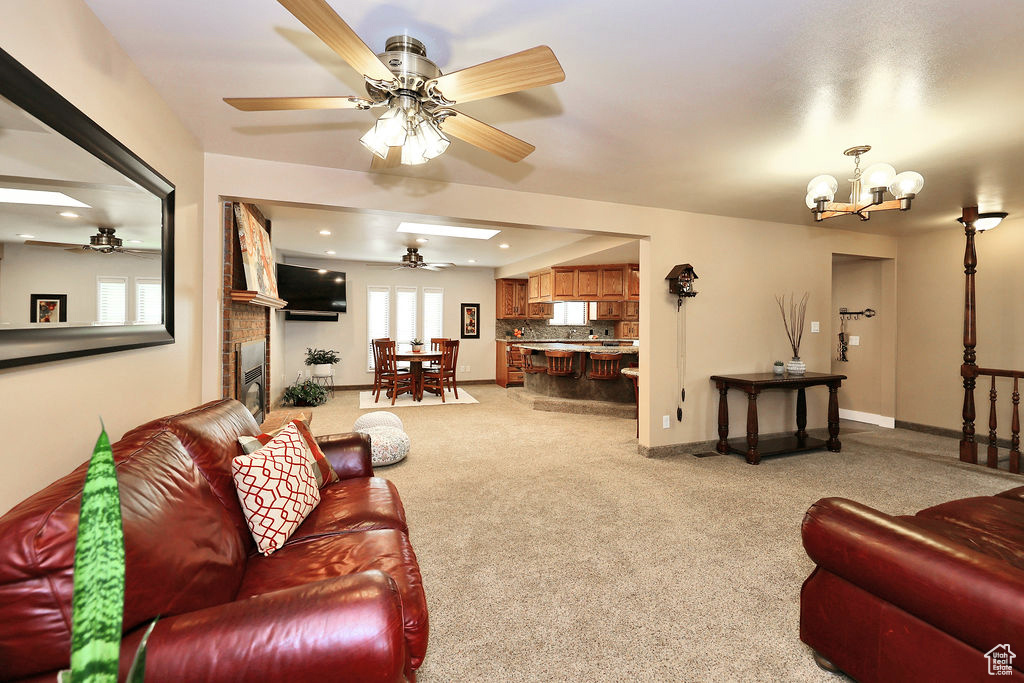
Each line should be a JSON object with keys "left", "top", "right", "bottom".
{"left": 513, "top": 342, "right": 638, "bottom": 403}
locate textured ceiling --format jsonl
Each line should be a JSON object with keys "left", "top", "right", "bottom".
{"left": 84, "top": 0, "right": 1024, "bottom": 235}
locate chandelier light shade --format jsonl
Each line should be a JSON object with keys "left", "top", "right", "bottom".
{"left": 360, "top": 94, "right": 452, "bottom": 166}
{"left": 805, "top": 146, "right": 924, "bottom": 221}
{"left": 957, "top": 211, "right": 1008, "bottom": 232}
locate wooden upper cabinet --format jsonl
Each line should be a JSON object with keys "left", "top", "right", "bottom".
{"left": 528, "top": 302, "right": 553, "bottom": 319}
{"left": 627, "top": 264, "right": 640, "bottom": 301}
{"left": 496, "top": 278, "right": 528, "bottom": 319}
{"left": 598, "top": 266, "right": 626, "bottom": 300}
{"left": 576, "top": 267, "right": 600, "bottom": 299}
{"left": 622, "top": 300, "right": 639, "bottom": 321}
{"left": 591, "top": 300, "right": 623, "bottom": 319}
{"left": 528, "top": 272, "right": 540, "bottom": 301}
{"left": 528, "top": 270, "right": 554, "bottom": 303}
{"left": 552, "top": 267, "right": 578, "bottom": 300}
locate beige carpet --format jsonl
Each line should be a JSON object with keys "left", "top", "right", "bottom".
{"left": 307, "top": 385, "right": 1020, "bottom": 682}
{"left": 357, "top": 388, "right": 479, "bottom": 409}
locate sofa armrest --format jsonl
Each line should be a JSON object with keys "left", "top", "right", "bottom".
{"left": 123, "top": 571, "right": 407, "bottom": 682}
{"left": 316, "top": 432, "right": 374, "bottom": 479}
{"left": 802, "top": 497, "right": 1024, "bottom": 654}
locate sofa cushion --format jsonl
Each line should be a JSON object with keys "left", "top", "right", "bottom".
{"left": 233, "top": 429, "right": 321, "bottom": 556}
{"left": 236, "top": 529, "right": 429, "bottom": 668}
{"left": 288, "top": 477, "right": 409, "bottom": 543}
{"left": 996, "top": 486, "right": 1024, "bottom": 505}
{"left": 0, "top": 431, "right": 247, "bottom": 681}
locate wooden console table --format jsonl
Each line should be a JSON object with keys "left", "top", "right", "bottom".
{"left": 710, "top": 372, "right": 846, "bottom": 465}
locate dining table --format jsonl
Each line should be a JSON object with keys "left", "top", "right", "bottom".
{"left": 394, "top": 350, "right": 442, "bottom": 401}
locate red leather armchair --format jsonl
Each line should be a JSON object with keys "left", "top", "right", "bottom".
{"left": 801, "top": 489, "right": 1024, "bottom": 681}
{"left": 0, "top": 399, "right": 427, "bottom": 682}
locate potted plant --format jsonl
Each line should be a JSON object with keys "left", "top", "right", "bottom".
{"left": 304, "top": 347, "right": 340, "bottom": 378}
{"left": 773, "top": 360, "right": 785, "bottom": 375}
{"left": 411, "top": 338, "right": 424, "bottom": 353}
{"left": 283, "top": 378, "right": 329, "bottom": 407}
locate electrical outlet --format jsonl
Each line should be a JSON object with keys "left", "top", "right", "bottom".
{"left": 810, "top": 321, "right": 820, "bottom": 333}
{"left": 849, "top": 335, "right": 860, "bottom": 346}
{"left": 662, "top": 415, "right": 670, "bottom": 429}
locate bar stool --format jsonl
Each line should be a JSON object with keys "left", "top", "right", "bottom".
{"left": 521, "top": 348, "right": 547, "bottom": 374}
{"left": 544, "top": 350, "right": 575, "bottom": 377}
{"left": 587, "top": 353, "right": 623, "bottom": 380}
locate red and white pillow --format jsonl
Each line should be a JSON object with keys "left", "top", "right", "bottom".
{"left": 232, "top": 425, "right": 321, "bottom": 555}
{"left": 238, "top": 420, "right": 339, "bottom": 488}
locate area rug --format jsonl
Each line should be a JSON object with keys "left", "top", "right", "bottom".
{"left": 357, "top": 388, "right": 478, "bottom": 409}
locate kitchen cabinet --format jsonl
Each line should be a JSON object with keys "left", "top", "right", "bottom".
{"left": 528, "top": 302, "right": 553, "bottom": 319}
{"left": 496, "top": 278, "right": 529, "bottom": 319}
{"left": 627, "top": 265, "right": 640, "bottom": 301}
{"left": 528, "top": 270, "right": 552, "bottom": 303}
{"left": 615, "top": 321, "right": 640, "bottom": 339}
{"left": 622, "top": 300, "right": 639, "bottom": 321}
{"left": 598, "top": 266, "right": 626, "bottom": 300}
{"left": 589, "top": 301, "right": 623, "bottom": 319}
{"left": 576, "top": 267, "right": 600, "bottom": 299}
{"left": 496, "top": 340, "right": 524, "bottom": 387}
{"left": 551, "top": 267, "right": 577, "bottom": 300}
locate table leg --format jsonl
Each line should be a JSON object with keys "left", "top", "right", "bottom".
{"left": 827, "top": 382, "right": 842, "bottom": 451}
{"left": 715, "top": 382, "right": 730, "bottom": 454}
{"left": 795, "top": 387, "right": 808, "bottom": 442}
{"left": 412, "top": 362, "right": 423, "bottom": 401}
{"left": 746, "top": 390, "right": 760, "bottom": 465}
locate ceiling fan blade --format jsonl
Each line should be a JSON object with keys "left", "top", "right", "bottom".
{"left": 439, "top": 111, "right": 535, "bottom": 162}
{"left": 24, "top": 240, "right": 82, "bottom": 249}
{"left": 428, "top": 46, "right": 564, "bottom": 104}
{"left": 224, "top": 96, "right": 373, "bottom": 111}
{"left": 424, "top": 263, "right": 455, "bottom": 268}
{"left": 369, "top": 146, "right": 402, "bottom": 170}
{"left": 277, "top": 0, "right": 396, "bottom": 84}
{"left": 420, "top": 265, "right": 442, "bottom": 271}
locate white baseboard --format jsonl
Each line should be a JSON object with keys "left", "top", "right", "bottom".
{"left": 839, "top": 409, "right": 895, "bottom": 428}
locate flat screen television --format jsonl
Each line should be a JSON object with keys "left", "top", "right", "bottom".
{"left": 276, "top": 263, "right": 347, "bottom": 313}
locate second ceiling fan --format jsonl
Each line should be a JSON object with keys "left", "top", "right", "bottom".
{"left": 225, "top": 0, "right": 565, "bottom": 168}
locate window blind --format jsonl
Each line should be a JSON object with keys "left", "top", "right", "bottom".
{"left": 550, "top": 301, "right": 587, "bottom": 326}
{"left": 135, "top": 278, "right": 162, "bottom": 324}
{"left": 97, "top": 276, "right": 127, "bottom": 324}
{"left": 394, "top": 286, "right": 417, "bottom": 352}
{"left": 366, "top": 286, "right": 391, "bottom": 371}
{"left": 422, "top": 287, "right": 444, "bottom": 341}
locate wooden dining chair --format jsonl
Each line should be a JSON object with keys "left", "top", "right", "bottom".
{"left": 427, "top": 338, "right": 448, "bottom": 368}
{"left": 371, "top": 337, "right": 390, "bottom": 401}
{"left": 442, "top": 339, "right": 461, "bottom": 398}
{"left": 421, "top": 340, "right": 452, "bottom": 402}
{"left": 521, "top": 348, "right": 546, "bottom": 374}
{"left": 588, "top": 353, "right": 623, "bottom": 380}
{"left": 374, "top": 339, "right": 413, "bottom": 405}
{"left": 544, "top": 350, "right": 575, "bottom": 377}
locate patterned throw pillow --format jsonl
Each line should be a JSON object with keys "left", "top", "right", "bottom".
{"left": 291, "top": 419, "right": 339, "bottom": 485}
{"left": 232, "top": 427, "right": 320, "bottom": 555}
{"left": 237, "top": 420, "right": 338, "bottom": 488}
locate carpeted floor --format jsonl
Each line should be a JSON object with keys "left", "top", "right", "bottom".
{"left": 308, "top": 385, "right": 1020, "bottom": 682}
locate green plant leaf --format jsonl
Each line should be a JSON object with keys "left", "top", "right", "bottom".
{"left": 70, "top": 427, "right": 124, "bottom": 683}
{"left": 125, "top": 618, "right": 158, "bottom": 683}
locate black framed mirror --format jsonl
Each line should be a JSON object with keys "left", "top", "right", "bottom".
{"left": 0, "top": 47, "right": 174, "bottom": 369}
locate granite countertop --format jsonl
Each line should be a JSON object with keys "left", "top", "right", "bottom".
{"left": 497, "top": 338, "right": 636, "bottom": 343}
{"left": 514, "top": 342, "right": 640, "bottom": 354}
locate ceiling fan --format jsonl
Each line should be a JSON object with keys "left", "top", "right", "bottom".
{"left": 224, "top": 0, "right": 565, "bottom": 167}
{"left": 366, "top": 247, "right": 454, "bottom": 271}
{"left": 24, "top": 227, "right": 158, "bottom": 257}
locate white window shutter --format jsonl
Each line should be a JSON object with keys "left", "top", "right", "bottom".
{"left": 97, "top": 276, "right": 127, "bottom": 324}
{"left": 550, "top": 301, "right": 587, "bottom": 326}
{"left": 394, "top": 286, "right": 417, "bottom": 352}
{"left": 135, "top": 278, "right": 162, "bottom": 324}
{"left": 366, "top": 286, "right": 391, "bottom": 371}
{"left": 422, "top": 287, "right": 444, "bottom": 340}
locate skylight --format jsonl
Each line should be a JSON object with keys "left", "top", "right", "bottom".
{"left": 0, "top": 188, "right": 91, "bottom": 208}
{"left": 397, "top": 222, "right": 500, "bottom": 240}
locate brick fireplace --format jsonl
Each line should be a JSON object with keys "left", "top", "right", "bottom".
{"left": 221, "top": 202, "right": 272, "bottom": 420}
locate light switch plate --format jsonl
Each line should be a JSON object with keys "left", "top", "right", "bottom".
{"left": 810, "top": 321, "right": 820, "bottom": 333}
{"left": 662, "top": 415, "right": 670, "bottom": 429}
{"left": 849, "top": 335, "right": 860, "bottom": 346}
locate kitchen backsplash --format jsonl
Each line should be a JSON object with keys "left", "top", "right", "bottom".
{"left": 495, "top": 320, "right": 618, "bottom": 340}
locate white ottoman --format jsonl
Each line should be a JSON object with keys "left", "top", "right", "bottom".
{"left": 353, "top": 411, "right": 404, "bottom": 432}
{"left": 358, "top": 425, "right": 410, "bottom": 467}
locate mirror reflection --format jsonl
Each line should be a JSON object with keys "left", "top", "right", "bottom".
{"left": 0, "top": 94, "right": 163, "bottom": 330}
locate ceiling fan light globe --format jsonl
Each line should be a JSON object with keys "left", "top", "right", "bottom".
{"left": 806, "top": 175, "right": 838, "bottom": 201}
{"left": 373, "top": 107, "right": 410, "bottom": 148}
{"left": 359, "top": 125, "right": 390, "bottom": 159}
{"left": 401, "top": 130, "right": 429, "bottom": 165}
{"left": 861, "top": 163, "right": 897, "bottom": 190}
{"left": 805, "top": 191, "right": 822, "bottom": 210}
{"left": 416, "top": 118, "right": 450, "bottom": 159}
{"left": 888, "top": 170, "right": 924, "bottom": 199}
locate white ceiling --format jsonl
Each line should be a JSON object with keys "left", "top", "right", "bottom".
{"left": 83, "top": 0, "right": 1024, "bottom": 236}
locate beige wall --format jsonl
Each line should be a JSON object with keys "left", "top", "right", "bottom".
{"left": 896, "top": 217, "right": 1024, "bottom": 430}
{"left": 0, "top": 0, "right": 205, "bottom": 514}
{"left": 277, "top": 256, "right": 497, "bottom": 390}
{"left": 830, "top": 257, "right": 896, "bottom": 421}
{"left": 203, "top": 153, "right": 897, "bottom": 450}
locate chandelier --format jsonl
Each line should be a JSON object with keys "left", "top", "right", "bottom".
{"left": 805, "top": 145, "right": 924, "bottom": 221}
{"left": 358, "top": 93, "right": 452, "bottom": 166}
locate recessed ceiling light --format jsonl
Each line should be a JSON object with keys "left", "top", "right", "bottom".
{"left": 467, "top": 259, "right": 476, "bottom": 263}
{"left": 325, "top": 250, "right": 336, "bottom": 255}
{"left": 415, "top": 237, "right": 428, "bottom": 243}
{"left": 17, "top": 233, "right": 35, "bottom": 239}
{"left": 319, "top": 229, "right": 331, "bottom": 235}
{"left": 397, "top": 222, "right": 500, "bottom": 240}
{"left": 59, "top": 211, "right": 79, "bottom": 218}
{"left": 317, "top": 269, "right": 327, "bottom": 274}
{"left": 498, "top": 243, "right": 510, "bottom": 249}
{"left": 0, "top": 188, "right": 90, "bottom": 208}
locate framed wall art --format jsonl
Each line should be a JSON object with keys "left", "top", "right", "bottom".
{"left": 30, "top": 294, "right": 67, "bottom": 323}
{"left": 460, "top": 303, "right": 480, "bottom": 339}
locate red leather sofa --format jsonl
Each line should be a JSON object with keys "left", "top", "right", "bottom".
{"left": 0, "top": 399, "right": 427, "bottom": 682}
{"left": 801, "top": 488, "right": 1024, "bottom": 681}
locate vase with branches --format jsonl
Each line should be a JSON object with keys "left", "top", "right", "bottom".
{"left": 776, "top": 292, "right": 809, "bottom": 375}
